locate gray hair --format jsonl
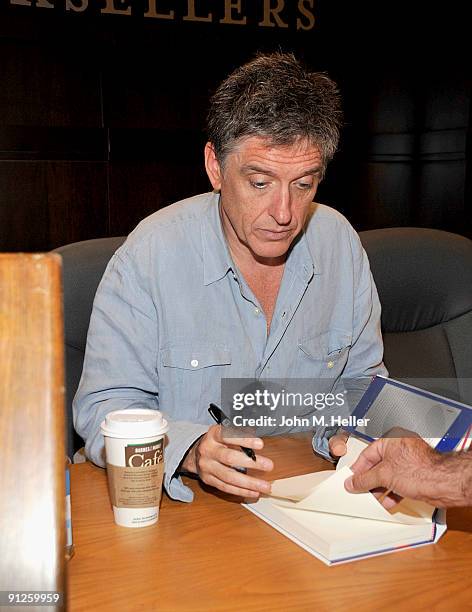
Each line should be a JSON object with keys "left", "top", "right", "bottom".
{"left": 206, "top": 52, "right": 343, "bottom": 176}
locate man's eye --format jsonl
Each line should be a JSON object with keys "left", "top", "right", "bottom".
{"left": 251, "top": 181, "right": 268, "bottom": 190}
{"left": 296, "top": 182, "right": 313, "bottom": 190}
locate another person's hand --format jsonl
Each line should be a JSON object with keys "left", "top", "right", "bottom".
{"left": 344, "top": 430, "right": 454, "bottom": 508}
{"left": 181, "top": 425, "right": 273, "bottom": 499}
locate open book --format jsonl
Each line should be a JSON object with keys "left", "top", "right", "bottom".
{"left": 243, "top": 437, "right": 446, "bottom": 565}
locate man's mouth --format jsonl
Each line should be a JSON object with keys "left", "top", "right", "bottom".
{"left": 257, "top": 228, "right": 293, "bottom": 240}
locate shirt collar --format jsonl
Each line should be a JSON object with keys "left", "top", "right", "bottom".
{"left": 291, "top": 202, "right": 323, "bottom": 279}
{"left": 285, "top": 230, "right": 316, "bottom": 284}
{"left": 280, "top": 204, "right": 322, "bottom": 282}
{"left": 201, "top": 193, "right": 321, "bottom": 286}
{"left": 202, "top": 192, "right": 235, "bottom": 286}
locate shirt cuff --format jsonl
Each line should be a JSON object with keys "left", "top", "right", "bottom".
{"left": 312, "top": 426, "right": 339, "bottom": 463}
{"left": 163, "top": 421, "right": 210, "bottom": 503}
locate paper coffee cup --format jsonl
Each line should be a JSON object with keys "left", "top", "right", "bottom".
{"left": 100, "top": 408, "right": 169, "bottom": 528}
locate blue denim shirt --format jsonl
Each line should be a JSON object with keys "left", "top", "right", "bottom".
{"left": 73, "top": 192, "right": 387, "bottom": 501}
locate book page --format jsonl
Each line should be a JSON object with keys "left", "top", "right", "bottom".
{"left": 269, "top": 436, "right": 366, "bottom": 501}
{"left": 269, "top": 471, "right": 332, "bottom": 502}
{"left": 336, "top": 435, "right": 369, "bottom": 470}
{"left": 291, "top": 466, "right": 431, "bottom": 525}
{"left": 269, "top": 437, "right": 434, "bottom": 525}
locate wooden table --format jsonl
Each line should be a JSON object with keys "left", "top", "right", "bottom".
{"left": 67, "top": 434, "right": 472, "bottom": 611}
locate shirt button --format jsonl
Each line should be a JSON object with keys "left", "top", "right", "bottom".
{"left": 254, "top": 308, "right": 260, "bottom": 314}
{"left": 327, "top": 361, "right": 334, "bottom": 369}
{"left": 191, "top": 359, "right": 199, "bottom": 368}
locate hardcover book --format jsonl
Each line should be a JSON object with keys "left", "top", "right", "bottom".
{"left": 243, "top": 437, "right": 446, "bottom": 565}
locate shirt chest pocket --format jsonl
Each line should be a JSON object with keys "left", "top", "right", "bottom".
{"left": 297, "top": 330, "right": 352, "bottom": 379}
{"left": 160, "top": 345, "right": 232, "bottom": 418}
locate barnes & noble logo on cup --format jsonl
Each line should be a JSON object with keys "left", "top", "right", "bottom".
{"left": 125, "top": 441, "right": 164, "bottom": 467}
{"left": 100, "top": 409, "right": 168, "bottom": 528}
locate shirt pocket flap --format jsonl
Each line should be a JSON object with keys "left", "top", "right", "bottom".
{"left": 298, "top": 330, "right": 352, "bottom": 360}
{"left": 161, "top": 346, "right": 232, "bottom": 370}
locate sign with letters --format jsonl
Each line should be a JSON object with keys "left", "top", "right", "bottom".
{"left": 5, "top": 0, "right": 316, "bottom": 31}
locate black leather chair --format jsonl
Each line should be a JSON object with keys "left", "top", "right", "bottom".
{"left": 55, "top": 228, "right": 472, "bottom": 455}
{"left": 54, "top": 237, "right": 126, "bottom": 456}
{"left": 359, "top": 227, "right": 472, "bottom": 403}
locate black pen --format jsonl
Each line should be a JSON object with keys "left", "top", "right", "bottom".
{"left": 208, "top": 403, "right": 257, "bottom": 463}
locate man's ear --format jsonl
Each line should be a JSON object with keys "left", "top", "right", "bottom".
{"left": 204, "top": 142, "right": 222, "bottom": 191}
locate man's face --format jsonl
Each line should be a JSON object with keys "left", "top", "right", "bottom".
{"left": 205, "top": 136, "right": 322, "bottom": 264}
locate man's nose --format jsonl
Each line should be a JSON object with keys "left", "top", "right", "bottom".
{"left": 269, "top": 188, "right": 292, "bottom": 226}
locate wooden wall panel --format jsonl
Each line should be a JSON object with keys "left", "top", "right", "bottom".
{"left": 46, "top": 162, "right": 109, "bottom": 249}
{"left": 103, "top": 56, "right": 210, "bottom": 131}
{"left": 109, "top": 160, "right": 209, "bottom": 236}
{"left": 0, "top": 3, "right": 470, "bottom": 249}
{"left": 0, "top": 161, "right": 48, "bottom": 251}
{"left": 0, "top": 126, "right": 106, "bottom": 161}
{"left": 0, "top": 39, "right": 102, "bottom": 127}
{"left": 0, "top": 161, "right": 109, "bottom": 251}
{"left": 0, "top": 27, "right": 106, "bottom": 251}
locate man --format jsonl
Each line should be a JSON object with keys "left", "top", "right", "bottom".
{"left": 74, "top": 52, "right": 386, "bottom": 502}
{"left": 344, "top": 433, "right": 472, "bottom": 508}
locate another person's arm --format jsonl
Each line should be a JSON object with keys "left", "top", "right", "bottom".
{"left": 344, "top": 434, "right": 472, "bottom": 508}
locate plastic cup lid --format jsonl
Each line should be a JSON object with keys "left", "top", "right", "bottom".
{"left": 100, "top": 408, "right": 169, "bottom": 439}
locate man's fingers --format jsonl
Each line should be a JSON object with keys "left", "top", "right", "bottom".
{"left": 345, "top": 471, "right": 401, "bottom": 508}
{"left": 203, "top": 473, "right": 263, "bottom": 499}
{"left": 196, "top": 425, "right": 274, "bottom": 498}
{"left": 344, "top": 464, "right": 386, "bottom": 493}
{"left": 379, "top": 492, "right": 402, "bottom": 509}
{"left": 350, "top": 439, "right": 385, "bottom": 473}
{"left": 210, "top": 460, "right": 272, "bottom": 495}
{"left": 220, "top": 432, "right": 264, "bottom": 451}
{"left": 328, "top": 432, "right": 349, "bottom": 457}
{"left": 218, "top": 446, "right": 273, "bottom": 472}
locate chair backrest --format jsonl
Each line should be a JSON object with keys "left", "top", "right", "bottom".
{"left": 54, "top": 237, "right": 126, "bottom": 456}
{"left": 0, "top": 253, "right": 66, "bottom": 597}
{"left": 359, "top": 227, "right": 472, "bottom": 403}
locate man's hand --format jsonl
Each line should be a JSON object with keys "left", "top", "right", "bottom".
{"left": 328, "top": 430, "right": 349, "bottom": 459}
{"left": 344, "top": 430, "right": 472, "bottom": 508}
{"left": 181, "top": 425, "right": 273, "bottom": 499}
